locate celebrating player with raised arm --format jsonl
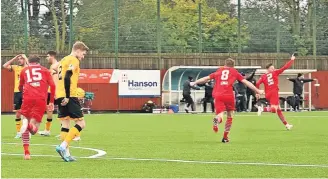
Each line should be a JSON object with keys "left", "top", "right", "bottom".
{"left": 55, "top": 41, "right": 89, "bottom": 162}
{"left": 18, "top": 55, "right": 56, "bottom": 160}
{"left": 190, "top": 58, "right": 263, "bottom": 143}
{"left": 3, "top": 54, "right": 28, "bottom": 138}
{"left": 256, "top": 54, "right": 296, "bottom": 130}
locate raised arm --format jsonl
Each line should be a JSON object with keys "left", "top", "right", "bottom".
{"left": 276, "top": 55, "right": 295, "bottom": 75}
{"left": 246, "top": 70, "right": 256, "bottom": 81}
{"left": 3, "top": 55, "right": 20, "bottom": 71}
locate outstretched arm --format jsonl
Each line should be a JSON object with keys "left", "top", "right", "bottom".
{"left": 191, "top": 76, "right": 211, "bottom": 86}
{"left": 241, "top": 79, "right": 262, "bottom": 94}
{"left": 276, "top": 55, "right": 296, "bottom": 75}
{"left": 287, "top": 77, "right": 296, "bottom": 82}
{"left": 303, "top": 79, "right": 316, "bottom": 83}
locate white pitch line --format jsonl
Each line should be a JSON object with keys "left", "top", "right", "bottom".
{"left": 2, "top": 143, "right": 106, "bottom": 158}
{"left": 1, "top": 153, "right": 93, "bottom": 159}
{"left": 3, "top": 152, "right": 327, "bottom": 169}
{"left": 105, "top": 157, "right": 328, "bottom": 168}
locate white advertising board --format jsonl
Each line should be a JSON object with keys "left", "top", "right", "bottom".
{"left": 119, "top": 70, "right": 161, "bottom": 97}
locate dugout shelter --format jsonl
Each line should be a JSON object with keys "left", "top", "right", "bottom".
{"left": 162, "top": 66, "right": 317, "bottom": 112}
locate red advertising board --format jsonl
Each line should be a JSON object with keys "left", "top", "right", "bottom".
{"left": 79, "top": 69, "right": 114, "bottom": 83}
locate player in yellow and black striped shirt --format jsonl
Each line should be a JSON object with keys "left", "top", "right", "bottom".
{"left": 3, "top": 54, "right": 28, "bottom": 139}
{"left": 55, "top": 41, "right": 89, "bottom": 162}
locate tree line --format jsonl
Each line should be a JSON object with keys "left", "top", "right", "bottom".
{"left": 1, "top": 0, "right": 327, "bottom": 55}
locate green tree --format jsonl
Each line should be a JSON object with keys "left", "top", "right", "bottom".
{"left": 73, "top": 0, "right": 115, "bottom": 52}
{"left": 1, "top": 0, "right": 24, "bottom": 51}
{"left": 73, "top": 0, "right": 247, "bottom": 53}
{"left": 161, "top": 0, "right": 244, "bottom": 53}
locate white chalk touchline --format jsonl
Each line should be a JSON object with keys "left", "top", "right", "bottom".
{"left": 2, "top": 143, "right": 106, "bottom": 159}
{"left": 2, "top": 152, "right": 328, "bottom": 168}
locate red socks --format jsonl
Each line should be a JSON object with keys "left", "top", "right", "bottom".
{"left": 224, "top": 117, "right": 233, "bottom": 138}
{"left": 277, "top": 109, "right": 288, "bottom": 125}
{"left": 22, "top": 131, "right": 30, "bottom": 155}
{"left": 23, "top": 144, "right": 30, "bottom": 155}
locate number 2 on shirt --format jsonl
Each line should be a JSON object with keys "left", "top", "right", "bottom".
{"left": 221, "top": 70, "right": 229, "bottom": 80}
{"left": 267, "top": 73, "right": 274, "bottom": 85}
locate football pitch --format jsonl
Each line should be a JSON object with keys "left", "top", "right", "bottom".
{"left": 2, "top": 112, "right": 328, "bottom": 178}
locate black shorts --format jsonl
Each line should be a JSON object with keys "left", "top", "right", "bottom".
{"left": 183, "top": 94, "right": 194, "bottom": 104}
{"left": 57, "top": 97, "right": 83, "bottom": 120}
{"left": 13, "top": 92, "right": 23, "bottom": 110}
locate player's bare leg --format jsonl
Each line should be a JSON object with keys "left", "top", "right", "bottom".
{"left": 38, "top": 110, "right": 53, "bottom": 136}
{"left": 271, "top": 105, "right": 293, "bottom": 130}
{"left": 14, "top": 111, "right": 22, "bottom": 139}
{"left": 213, "top": 112, "right": 223, "bottom": 133}
{"left": 58, "top": 119, "right": 85, "bottom": 162}
{"left": 222, "top": 111, "right": 233, "bottom": 143}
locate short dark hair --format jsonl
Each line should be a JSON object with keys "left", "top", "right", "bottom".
{"left": 297, "top": 73, "right": 303, "bottom": 77}
{"left": 47, "top": 51, "right": 57, "bottom": 57}
{"left": 28, "top": 55, "right": 41, "bottom": 63}
{"left": 266, "top": 63, "right": 273, "bottom": 69}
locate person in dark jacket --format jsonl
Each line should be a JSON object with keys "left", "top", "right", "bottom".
{"left": 183, "top": 76, "right": 200, "bottom": 113}
{"left": 287, "top": 73, "right": 317, "bottom": 111}
{"left": 246, "top": 70, "right": 257, "bottom": 111}
{"left": 234, "top": 72, "right": 247, "bottom": 112}
{"left": 199, "top": 79, "right": 214, "bottom": 113}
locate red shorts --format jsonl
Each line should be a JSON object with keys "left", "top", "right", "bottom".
{"left": 266, "top": 91, "right": 279, "bottom": 105}
{"left": 20, "top": 98, "right": 47, "bottom": 123}
{"left": 214, "top": 95, "right": 235, "bottom": 114}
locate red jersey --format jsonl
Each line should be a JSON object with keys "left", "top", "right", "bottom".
{"left": 19, "top": 63, "right": 55, "bottom": 103}
{"left": 209, "top": 67, "right": 244, "bottom": 98}
{"left": 256, "top": 60, "right": 294, "bottom": 93}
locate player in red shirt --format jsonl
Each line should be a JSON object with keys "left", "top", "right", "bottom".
{"left": 18, "top": 55, "right": 56, "bottom": 160}
{"left": 191, "top": 58, "right": 263, "bottom": 143}
{"left": 256, "top": 54, "right": 296, "bottom": 130}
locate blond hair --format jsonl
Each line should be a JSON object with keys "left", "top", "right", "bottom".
{"left": 72, "top": 41, "right": 89, "bottom": 51}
